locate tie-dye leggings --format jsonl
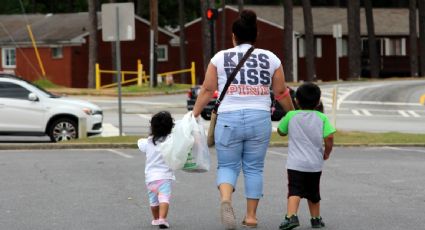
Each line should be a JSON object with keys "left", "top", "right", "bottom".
{"left": 146, "top": 179, "right": 172, "bottom": 206}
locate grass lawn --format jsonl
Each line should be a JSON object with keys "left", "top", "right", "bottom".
{"left": 68, "top": 131, "right": 425, "bottom": 146}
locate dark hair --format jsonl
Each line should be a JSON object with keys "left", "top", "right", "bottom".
{"left": 295, "top": 82, "right": 321, "bottom": 110}
{"left": 232, "top": 9, "right": 257, "bottom": 44}
{"left": 150, "top": 111, "right": 174, "bottom": 145}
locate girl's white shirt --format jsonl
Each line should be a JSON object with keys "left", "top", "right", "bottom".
{"left": 138, "top": 136, "right": 175, "bottom": 183}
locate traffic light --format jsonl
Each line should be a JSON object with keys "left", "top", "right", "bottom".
{"left": 206, "top": 8, "right": 218, "bottom": 21}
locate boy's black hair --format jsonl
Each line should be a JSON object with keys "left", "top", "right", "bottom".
{"left": 150, "top": 111, "right": 174, "bottom": 145}
{"left": 295, "top": 82, "right": 321, "bottom": 110}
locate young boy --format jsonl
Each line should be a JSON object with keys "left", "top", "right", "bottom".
{"left": 277, "top": 82, "right": 335, "bottom": 230}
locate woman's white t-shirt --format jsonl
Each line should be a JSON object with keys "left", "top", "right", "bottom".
{"left": 210, "top": 44, "right": 281, "bottom": 113}
{"left": 138, "top": 137, "right": 175, "bottom": 183}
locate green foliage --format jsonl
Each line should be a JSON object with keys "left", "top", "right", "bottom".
{"left": 33, "top": 78, "right": 60, "bottom": 88}
{"left": 121, "top": 83, "right": 191, "bottom": 94}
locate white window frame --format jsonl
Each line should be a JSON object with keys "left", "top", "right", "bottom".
{"left": 316, "top": 38, "right": 322, "bottom": 58}
{"left": 2, "top": 47, "right": 16, "bottom": 68}
{"left": 157, "top": 45, "right": 168, "bottom": 62}
{"left": 51, "top": 46, "right": 63, "bottom": 59}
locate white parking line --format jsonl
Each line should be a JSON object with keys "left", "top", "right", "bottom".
{"left": 382, "top": 146, "right": 425, "bottom": 154}
{"left": 268, "top": 150, "right": 288, "bottom": 157}
{"left": 361, "top": 109, "right": 372, "bottom": 116}
{"left": 107, "top": 149, "right": 134, "bottom": 158}
{"left": 101, "top": 123, "right": 122, "bottom": 137}
{"left": 352, "top": 109, "right": 361, "bottom": 116}
{"left": 407, "top": 110, "right": 421, "bottom": 118}
{"left": 138, "top": 114, "right": 152, "bottom": 120}
{"left": 398, "top": 110, "right": 410, "bottom": 117}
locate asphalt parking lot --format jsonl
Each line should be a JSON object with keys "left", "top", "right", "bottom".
{"left": 0, "top": 146, "right": 424, "bottom": 230}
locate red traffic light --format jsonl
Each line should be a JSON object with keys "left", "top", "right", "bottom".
{"left": 206, "top": 8, "right": 218, "bottom": 20}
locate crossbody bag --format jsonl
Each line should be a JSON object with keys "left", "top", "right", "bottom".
{"left": 207, "top": 46, "right": 255, "bottom": 147}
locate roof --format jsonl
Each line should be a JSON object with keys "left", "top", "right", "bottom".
{"left": 243, "top": 5, "right": 416, "bottom": 36}
{"left": 0, "top": 12, "right": 179, "bottom": 46}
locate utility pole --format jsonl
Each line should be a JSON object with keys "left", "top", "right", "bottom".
{"left": 150, "top": 0, "right": 158, "bottom": 87}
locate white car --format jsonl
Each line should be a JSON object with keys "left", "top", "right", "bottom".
{"left": 0, "top": 74, "right": 103, "bottom": 142}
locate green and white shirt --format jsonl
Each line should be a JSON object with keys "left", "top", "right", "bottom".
{"left": 278, "top": 110, "right": 336, "bottom": 172}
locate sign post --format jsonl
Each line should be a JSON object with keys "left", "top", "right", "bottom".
{"left": 101, "top": 3, "right": 135, "bottom": 136}
{"left": 332, "top": 24, "right": 342, "bottom": 81}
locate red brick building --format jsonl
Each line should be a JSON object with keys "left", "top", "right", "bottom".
{"left": 0, "top": 13, "right": 180, "bottom": 88}
{"left": 178, "top": 6, "right": 420, "bottom": 83}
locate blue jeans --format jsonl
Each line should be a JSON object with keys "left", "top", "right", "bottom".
{"left": 215, "top": 109, "right": 272, "bottom": 199}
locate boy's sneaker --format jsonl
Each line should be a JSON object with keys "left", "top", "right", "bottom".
{"left": 151, "top": 219, "right": 160, "bottom": 226}
{"left": 158, "top": 219, "right": 170, "bottom": 229}
{"left": 310, "top": 217, "right": 325, "bottom": 228}
{"left": 279, "top": 215, "right": 300, "bottom": 230}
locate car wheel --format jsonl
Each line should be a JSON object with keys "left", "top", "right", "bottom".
{"left": 48, "top": 118, "right": 78, "bottom": 142}
{"left": 201, "top": 111, "right": 211, "bottom": 120}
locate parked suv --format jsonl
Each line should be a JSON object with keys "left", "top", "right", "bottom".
{"left": 186, "top": 86, "right": 298, "bottom": 121}
{"left": 0, "top": 74, "right": 103, "bottom": 142}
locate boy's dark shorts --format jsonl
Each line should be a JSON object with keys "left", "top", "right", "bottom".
{"left": 287, "top": 169, "right": 322, "bottom": 203}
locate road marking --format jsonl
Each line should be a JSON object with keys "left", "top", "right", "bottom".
{"left": 344, "top": 100, "right": 422, "bottom": 106}
{"left": 107, "top": 149, "right": 134, "bottom": 158}
{"left": 361, "top": 109, "right": 372, "bottom": 116}
{"left": 352, "top": 109, "right": 361, "bottom": 116}
{"left": 420, "top": 94, "right": 425, "bottom": 105}
{"left": 101, "top": 123, "right": 121, "bottom": 137}
{"left": 407, "top": 110, "right": 420, "bottom": 118}
{"left": 382, "top": 146, "right": 425, "bottom": 154}
{"left": 268, "top": 150, "right": 288, "bottom": 157}
{"left": 138, "top": 114, "right": 152, "bottom": 120}
{"left": 398, "top": 110, "right": 410, "bottom": 117}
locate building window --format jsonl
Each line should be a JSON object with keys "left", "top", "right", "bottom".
{"left": 298, "top": 38, "right": 322, "bottom": 58}
{"left": 2, "top": 47, "right": 16, "bottom": 68}
{"left": 51, "top": 46, "right": 63, "bottom": 59}
{"left": 298, "top": 38, "right": 305, "bottom": 58}
{"left": 385, "top": 38, "right": 406, "bottom": 56}
{"left": 316, "top": 38, "right": 322, "bottom": 58}
{"left": 341, "top": 38, "right": 348, "bottom": 57}
{"left": 157, "top": 45, "right": 168, "bottom": 62}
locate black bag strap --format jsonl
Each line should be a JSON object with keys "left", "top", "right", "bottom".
{"left": 214, "top": 46, "right": 255, "bottom": 111}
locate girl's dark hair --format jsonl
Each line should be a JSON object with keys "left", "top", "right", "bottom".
{"left": 295, "top": 82, "right": 321, "bottom": 110}
{"left": 232, "top": 9, "right": 257, "bottom": 44}
{"left": 150, "top": 111, "right": 174, "bottom": 145}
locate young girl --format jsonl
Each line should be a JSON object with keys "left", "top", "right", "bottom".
{"left": 137, "top": 111, "right": 175, "bottom": 229}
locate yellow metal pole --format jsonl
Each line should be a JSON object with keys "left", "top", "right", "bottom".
{"left": 191, "top": 62, "right": 196, "bottom": 87}
{"left": 26, "top": 25, "right": 46, "bottom": 76}
{"left": 137, "top": 59, "right": 142, "bottom": 86}
{"left": 95, "top": 63, "right": 100, "bottom": 90}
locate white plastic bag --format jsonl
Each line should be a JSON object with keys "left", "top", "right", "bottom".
{"left": 159, "top": 112, "right": 195, "bottom": 170}
{"left": 183, "top": 118, "right": 211, "bottom": 173}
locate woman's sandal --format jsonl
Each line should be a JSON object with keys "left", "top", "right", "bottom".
{"left": 241, "top": 217, "right": 258, "bottom": 228}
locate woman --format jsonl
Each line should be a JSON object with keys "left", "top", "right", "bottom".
{"left": 192, "top": 9, "right": 294, "bottom": 229}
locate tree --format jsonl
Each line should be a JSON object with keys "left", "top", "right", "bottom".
{"left": 237, "top": 0, "right": 244, "bottom": 12}
{"left": 150, "top": 0, "right": 158, "bottom": 87}
{"left": 178, "top": 0, "right": 187, "bottom": 82}
{"left": 302, "top": 0, "right": 316, "bottom": 81}
{"left": 220, "top": 0, "right": 226, "bottom": 50}
{"left": 283, "top": 0, "right": 294, "bottom": 82}
{"left": 418, "top": 0, "right": 425, "bottom": 76}
{"left": 347, "top": 0, "right": 361, "bottom": 79}
{"left": 87, "top": 0, "right": 98, "bottom": 88}
{"left": 409, "top": 0, "right": 419, "bottom": 77}
{"left": 364, "top": 0, "right": 380, "bottom": 78}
